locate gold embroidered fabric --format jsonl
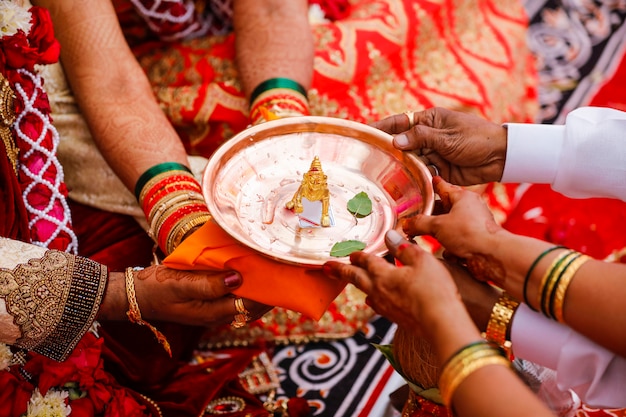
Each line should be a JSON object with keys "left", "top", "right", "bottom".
{"left": 0, "top": 249, "right": 108, "bottom": 361}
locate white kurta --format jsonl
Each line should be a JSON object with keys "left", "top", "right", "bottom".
{"left": 504, "top": 107, "right": 626, "bottom": 407}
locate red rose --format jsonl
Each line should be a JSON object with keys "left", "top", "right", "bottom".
{"left": 1, "top": 31, "right": 37, "bottom": 70}
{"left": 0, "top": 7, "right": 60, "bottom": 71}
{"left": 0, "top": 369, "right": 34, "bottom": 417}
{"left": 27, "top": 7, "right": 61, "bottom": 66}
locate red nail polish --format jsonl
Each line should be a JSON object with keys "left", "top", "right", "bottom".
{"left": 224, "top": 273, "right": 242, "bottom": 288}
{"left": 398, "top": 243, "right": 412, "bottom": 251}
{"left": 322, "top": 264, "right": 332, "bottom": 276}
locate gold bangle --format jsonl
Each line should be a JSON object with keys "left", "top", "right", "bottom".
{"left": 442, "top": 355, "right": 511, "bottom": 407}
{"left": 149, "top": 194, "right": 206, "bottom": 241}
{"left": 125, "top": 267, "right": 172, "bottom": 357}
{"left": 542, "top": 251, "right": 580, "bottom": 318}
{"left": 439, "top": 342, "right": 510, "bottom": 407}
{"left": 167, "top": 212, "right": 211, "bottom": 254}
{"left": 553, "top": 254, "right": 590, "bottom": 323}
{"left": 148, "top": 190, "right": 205, "bottom": 226}
{"left": 485, "top": 292, "right": 519, "bottom": 359}
{"left": 536, "top": 250, "right": 573, "bottom": 312}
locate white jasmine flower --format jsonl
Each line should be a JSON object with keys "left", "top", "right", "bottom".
{"left": 308, "top": 4, "right": 329, "bottom": 24}
{"left": 0, "top": 343, "right": 12, "bottom": 371}
{"left": 27, "top": 388, "right": 72, "bottom": 417}
{"left": 0, "top": 2, "right": 33, "bottom": 38}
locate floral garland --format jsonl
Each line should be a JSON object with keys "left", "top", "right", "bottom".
{"left": 0, "top": 1, "right": 77, "bottom": 254}
{"left": 0, "top": 3, "right": 151, "bottom": 416}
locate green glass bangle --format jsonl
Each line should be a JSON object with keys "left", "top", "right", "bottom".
{"left": 134, "top": 162, "right": 192, "bottom": 201}
{"left": 522, "top": 245, "right": 566, "bottom": 312}
{"left": 249, "top": 77, "right": 308, "bottom": 105}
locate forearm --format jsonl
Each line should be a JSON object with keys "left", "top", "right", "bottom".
{"left": 479, "top": 231, "right": 626, "bottom": 356}
{"left": 234, "top": 0, "right": 314, "bottom": 98}
{"left": 453, "top": 365, "right": 554, "bottom": 417}
{"left": 428, "top": 301, "right": 553, "bottom": 416}
{"left": 36, "top": 0, "right": 189, "bottom": 191}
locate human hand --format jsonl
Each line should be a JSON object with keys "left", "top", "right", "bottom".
{"left": 403, "top": 177, "right": 509, "bottom": 284}
{"left": 101, "top": 265, "right": 272, "bottom": 328}
{"left": 403, "top": 177, "right": 504, "bottom": 269}
{"left": 371, "top": 107, "right": 507, "bottom": 186}
{"left": 442, "top": 260, "right": 500, "bottom": 332}
{"left": 322, "top": 230, "right": 467, "bottom": 340}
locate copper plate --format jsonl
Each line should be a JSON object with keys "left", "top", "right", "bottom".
{"left": 202, "top": 116, "right": 434, "bottom": 267}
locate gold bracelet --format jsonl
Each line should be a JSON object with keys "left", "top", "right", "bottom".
{"left": 485, "top": 292, "right": 519, "bottom": 359}
{"left": 125, "top": 267, "right": 172, "bottom": 357}
{"left": 553, "top": 254, "right": 590, "bottom": 323}
{"left": 439, "top": 341, "right": 510, "bottom": 407}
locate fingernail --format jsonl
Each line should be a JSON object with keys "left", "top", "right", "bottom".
{"left": 224, "top": 273, "right": 242, "bottom": 288}
{"left": 398, "top": 243, "right": 412, "bottom": 251}
{"left": 394, "top": 134, "right": 409, "bottom": 148}
{"left": 386, "top": 229, "right": 405, "bottom": 247}
{"left": 322, "top": 263, "right": 333, "bottom": 277}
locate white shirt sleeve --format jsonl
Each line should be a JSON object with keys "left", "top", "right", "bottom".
{"left": 510, "top": 304, "right": 626, "bottom": 408}
{"left": 502, "top": 107, "right": 626, "bottom": 201}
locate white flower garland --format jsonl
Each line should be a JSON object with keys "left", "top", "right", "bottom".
{"left": 0, "top": 342, "right": 12, "bottom": 371}
{"left": 0, "top": 1, "right": 33, "bottom": 37}
{"left": 27, "top": 388, "right": 72, "bottom": 417}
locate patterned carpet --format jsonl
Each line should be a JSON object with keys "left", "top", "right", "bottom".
{"left": 272, "top": 2, "right": 626, "bottom": 416}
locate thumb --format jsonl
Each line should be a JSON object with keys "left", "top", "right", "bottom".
{"left": 385, "top": 229, "right": 427, "bottom": 266}
{"left": 393, "top": 124, "right": 442, "bottom": 152}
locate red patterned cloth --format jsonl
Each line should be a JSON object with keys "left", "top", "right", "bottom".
{"left": 115, "top": 0, "right": 537, "bottom": 158}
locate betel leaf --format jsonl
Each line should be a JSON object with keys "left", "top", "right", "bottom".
{"left": 330, "top": 240, "right": 366, "bottom": 257}
{"left": 347, "top": 191, "right": 372, "bottom": 218}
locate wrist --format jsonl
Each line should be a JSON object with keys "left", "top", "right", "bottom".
{"left": 97, "top": 271, "right": 129, "bottom": 321}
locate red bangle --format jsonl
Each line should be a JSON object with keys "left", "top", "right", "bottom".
{"left": 157, "top": 203, "right": 210, "bottom": 253}
{"left": 143, "top": 182, "right": 203, "bottom": 218}
{"left": 140, "top": 173, "right": 198, "bottom": 209}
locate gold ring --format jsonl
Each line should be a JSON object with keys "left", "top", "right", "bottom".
{"left": 404, "top": 111, "right": 415, "bottom": 129}
{"left": 231, "top": 297, "right": 251, "bottom": 329}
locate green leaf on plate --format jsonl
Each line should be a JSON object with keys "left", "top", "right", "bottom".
{"left": 330, "top": 240, "right": 366, "bottom": 257}
{"left": 347, "top": 191, "right": 372, "bottom": 218}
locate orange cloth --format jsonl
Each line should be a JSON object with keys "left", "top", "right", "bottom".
{"left": 163, "top": 220, "right": 346, "bottom": 320}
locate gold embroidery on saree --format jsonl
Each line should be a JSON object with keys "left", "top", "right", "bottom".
{"left": 0, "top": 251, "right": 72, "bottom": 350}
{"left": 0, "top": 250, "right": 107, "bottom": 360}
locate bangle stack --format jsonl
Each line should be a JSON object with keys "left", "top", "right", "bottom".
{"left": 125, "top": 267, "right": 172, "bottom": 356}
{"left": 439, "top": 341, "right": 511, "bottom": 407}
{"left": 249, "top": 78, "right": 310, "bottom": 125}
{"left": 534, "top": 249, "right": 590, "bottom": 322}
{"left": 485, "top": 291, "right": 519, "bottom": 360}
{"left": 522, "top": 245, "right": 565, "bottom": 311}
{"left": 135, "top": 162, "right": 211, "bottom": 255}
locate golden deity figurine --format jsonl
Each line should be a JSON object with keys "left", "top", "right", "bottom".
{"left": 286, "top": 156, "right": 331, "bottom": 227}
